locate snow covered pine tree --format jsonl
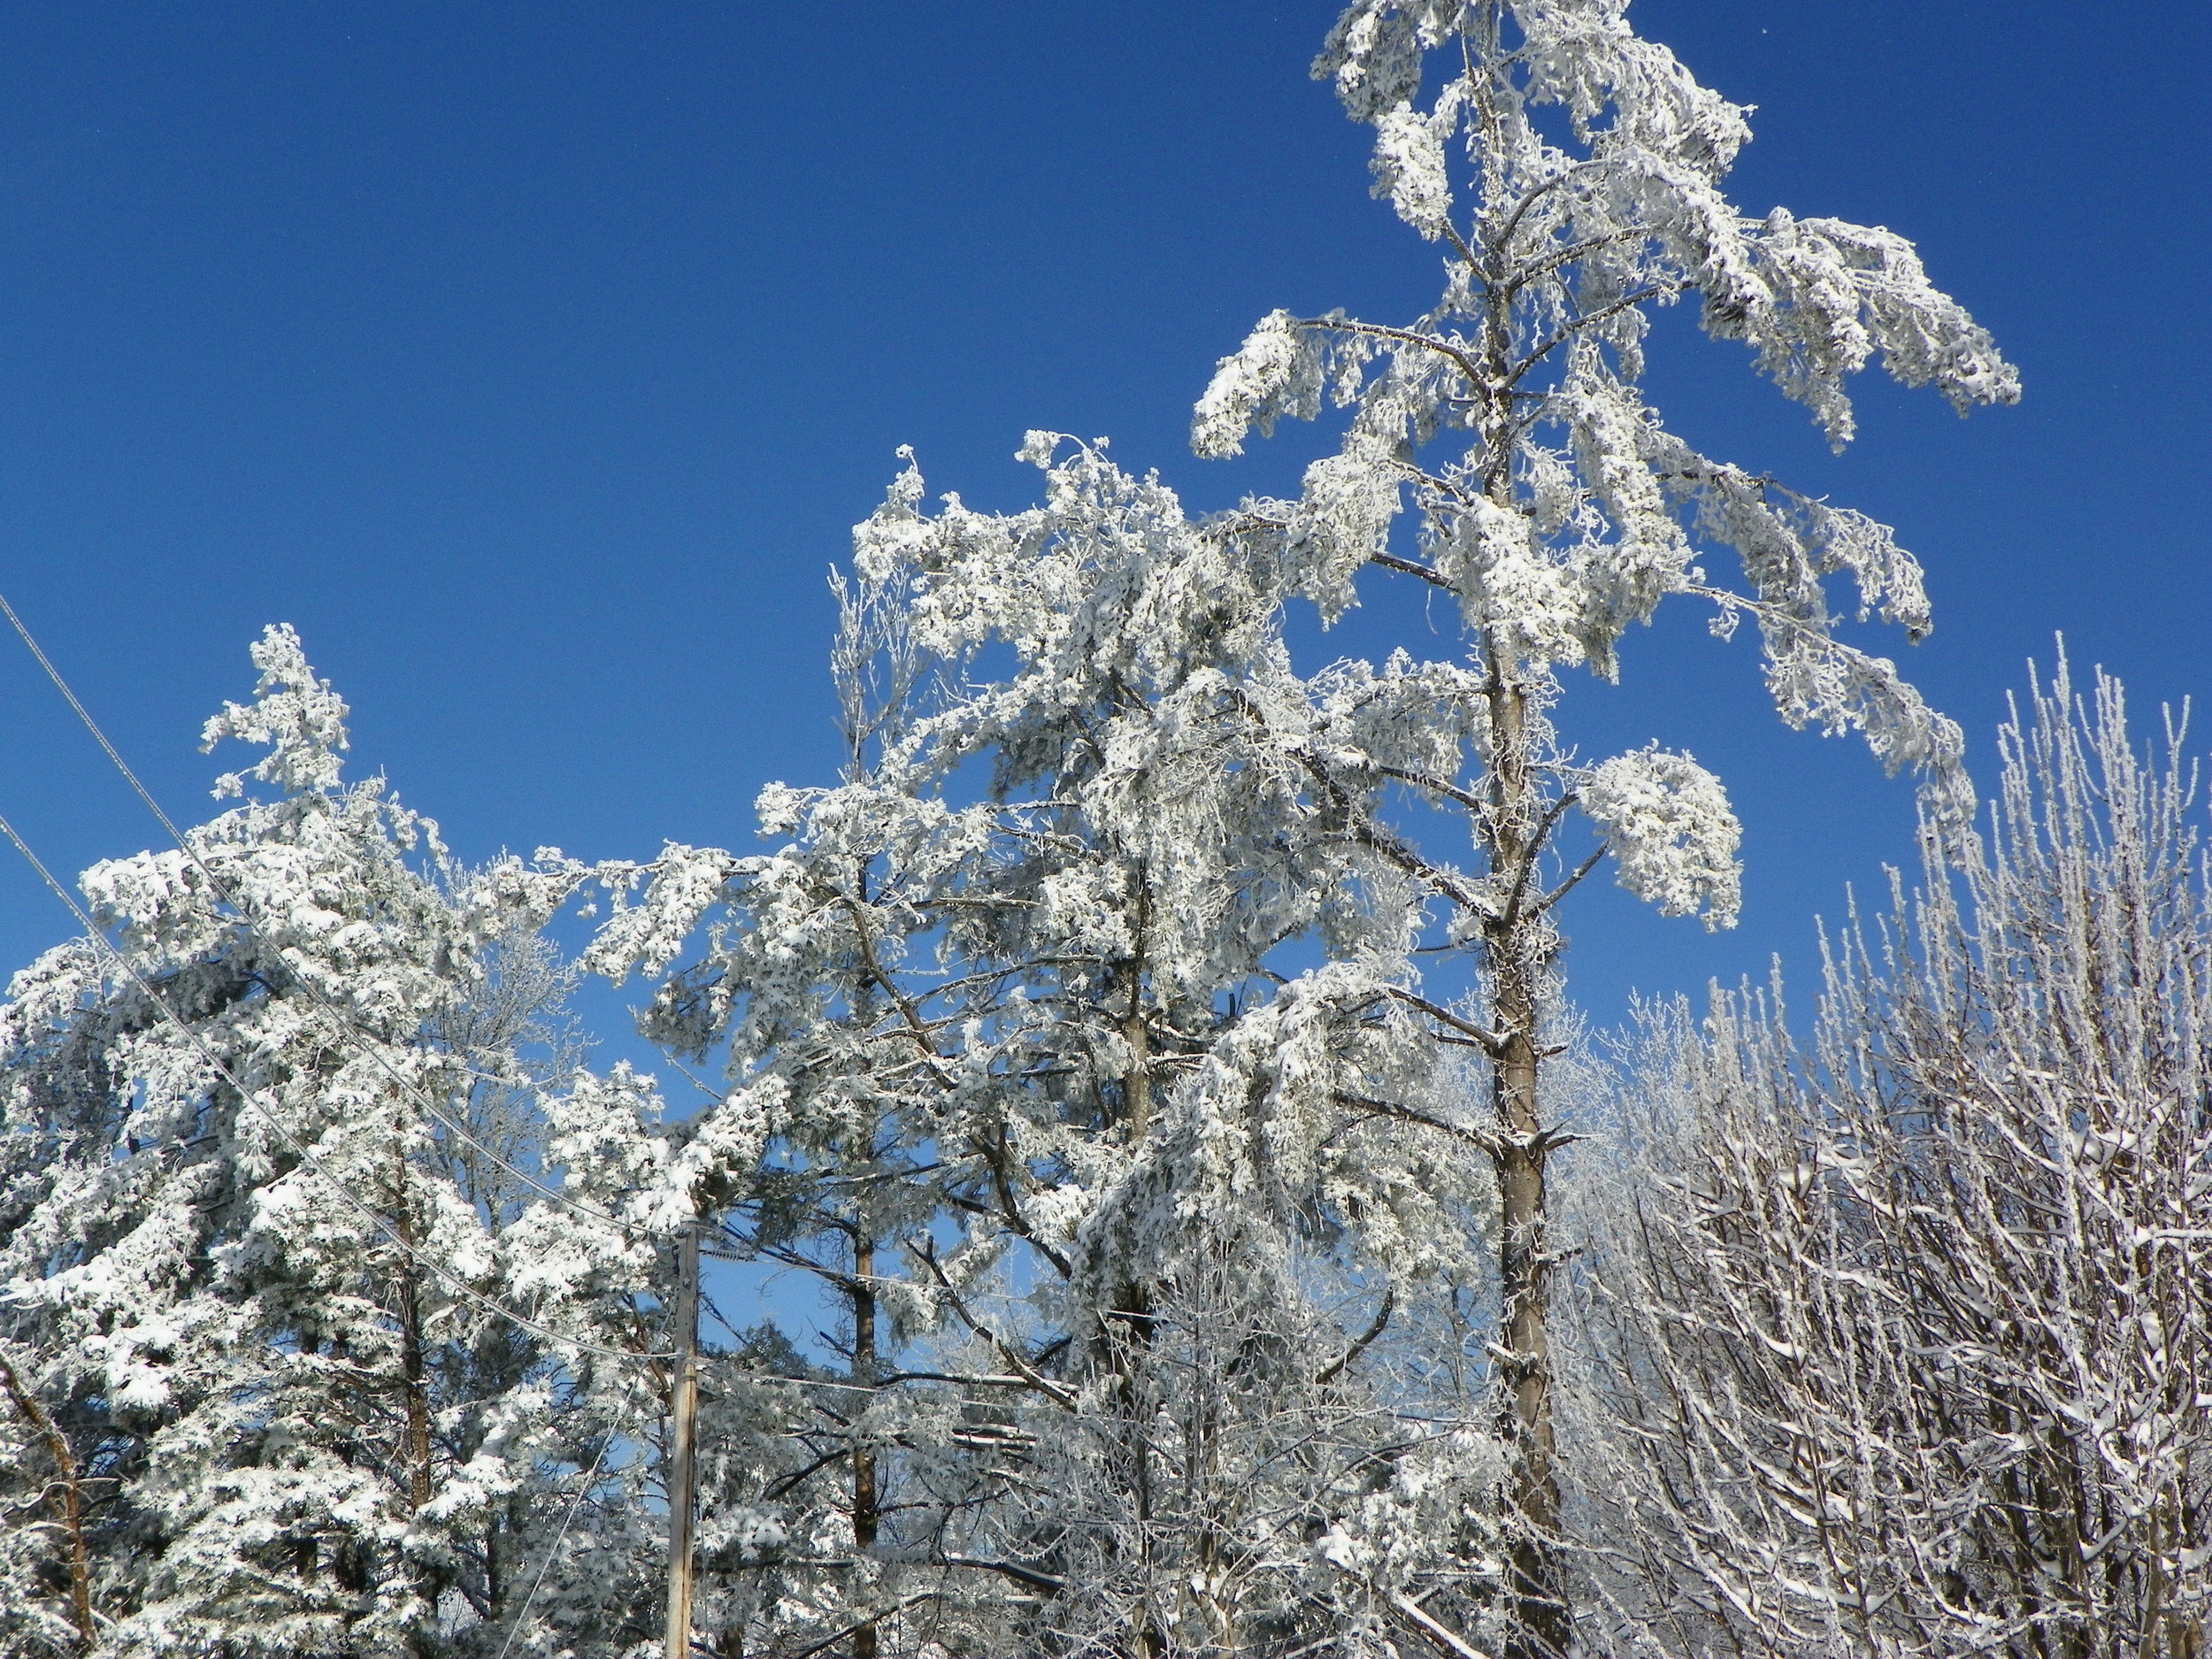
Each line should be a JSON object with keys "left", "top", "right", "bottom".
{"left": 584, "top": 456, "right": 1512, "bottom": 1655}
{"left": 0, "top": 628, "right": 696, "bottom": 1658}
{"left": 589, "top": 3, "right": 2016, "bottom": 1654}
{"left": 1186, "top": 3, "right": 2018, "bottom": 1651}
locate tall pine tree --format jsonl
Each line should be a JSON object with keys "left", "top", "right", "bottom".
{"left": 1189, "top": 4, "right": 2017, "bottom": 1648}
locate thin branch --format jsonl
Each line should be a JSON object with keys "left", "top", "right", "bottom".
{"left": 830, "top": 889, "right": 955, "bottom": 1089}
{"left": 1372, "top": 763, "right": 1488, "bottom": 817}
{"left": 1503, "top": 226, "right": 1650, "bottom": 297}
{"left": 1493, "top": 162, "right": 1600, "bottom": 253}
{"left": 1498, "top": 790, "right": 1580, "bottom": 933}
{"left": 1391, "top": 1591, "right": 1496, "bottom": 1659}
{"left": 937, "top": 1555, "right": 1068, "bottom": 1593}
{"left": 1294, "top": 314, "right": 1489, "bottom": 390}
{"left": 904, "top": 1240, "right": 1078, "bottom": 1409}
{"left": 1529, "top": 843, "right": 1609, "bottom": 919}
{"left": 780, "top": 1594, "right": 936, "bottom": 1659}
{"left": 1332, "top": 1090, "right": 1501, "bottom": 1156}
{"left": 1505, "top": 285, "right": 1667, "bottom": 389}
{"left": 1384, "top": 985, "right": 1507, "bottom": 1058}
{"left": 1371, "top": 549, "right": 1458, "bottom": 593}
{"left": 971, "top": 1128, "right": 1075, "bottom": 1279}
{"left": 1315, "top": 1290, "right": 1397, "bottom": 1386}
{"left": 1286, "top": 741, "right": 1499, "bottom": 921}
{"left": 763, "top": 1444, "right": 855, "bottom": 1502}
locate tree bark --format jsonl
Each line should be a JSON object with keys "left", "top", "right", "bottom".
{"left": 664, "top": 1221, "right": 701, "bottom": 1659}
{"left": 392, "top": 1136, "right": 435, "bottom": 1515}
{"left": 1484, "top": 671, "right": 1569, "bottom": 1659}
{"left": 0, "top": 1350, "right": 96, "bottom": 1655}
{"left": 850, "top": 1232, "right": 879, "bottom": 1659}
{"left": 1118, "top": 879, "right": 1165, "bottom": 1657}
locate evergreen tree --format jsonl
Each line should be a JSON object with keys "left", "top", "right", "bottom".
{"left": 0, "top": 628, "right": 675, "bottom": 1658}
{"left": 1189, "top": 4, "right": 2017, "bottom": 1648}
{"left": 587, "top": 445, "right": 1506, "bottom": 1655}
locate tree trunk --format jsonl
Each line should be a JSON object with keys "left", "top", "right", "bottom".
{"left": 1118, "top": 882, "right": 1165, "bottom": 1657}
{"left": 391, "top": 1139, "right": 435, "bottom": 1515}
{"left": 665, "top": 1222, "right": 701, "bottom": 1659}
{"left": 1484, "top": 672, "right": 1569, "bottom": 1659}
{"left": 0, "top": 1351, "right": 96, "bottom": 1655}
{"left": 851, "top": 1232, "right": 879, "bottom": 1659}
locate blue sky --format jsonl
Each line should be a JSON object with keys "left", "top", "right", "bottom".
{"left": 0, "top": 0, "right": 2205, "bottom": 1058}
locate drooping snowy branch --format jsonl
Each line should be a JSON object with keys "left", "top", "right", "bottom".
{"left": 1580, "top": 747, "right": 1740, "bottom": 930}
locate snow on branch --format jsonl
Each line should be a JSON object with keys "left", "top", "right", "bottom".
{"left": 198, "top": 623, "right": 350, "bottom": 798}
{"left": 1581, "top": 747, "right": 1741, "bottom": 929}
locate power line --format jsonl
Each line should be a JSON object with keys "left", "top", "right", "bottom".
{"left": 493, "top": 1386, "right": 641, "bottom": 1659}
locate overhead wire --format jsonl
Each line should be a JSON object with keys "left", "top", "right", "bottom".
{"left": 490, "top": 1386, "right": 639, "bottom": 1659}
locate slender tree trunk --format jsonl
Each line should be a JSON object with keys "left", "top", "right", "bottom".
{"left": 395, "top": 1275, "right": 434, "bottom": 1512}
{"left": 845, "top": 846, "right": 885, "bottom": 1659}
{"left": 1484, "top": 670, "right": 1569, "bottom": 1659}
{"left": 0, "top": 1351, "right": 96, "bottom": 1655}
{"left": 389, "top": 1131, "right": 442, "bottom": 1659}
{"left": 1116, "top": 878, "right": 1165, "bottom": 1657}
{"left": 487, "top": 1513, "right": 503, "bottom": 1624}
{"left": 1121, "top": 872, "right": 1154, "bottom": 1146}
{"left": 851, "top": 1232, "right": 879, "bottom": 1659}
{"left": 1463, "top": 65, "right": 1573, "bottom": 1624}
{"left": 391, "top": 1131, "right": 435, "bottom": 1514}
{"left": 665, "top": 1222, "right": 701, "bottom": 1659}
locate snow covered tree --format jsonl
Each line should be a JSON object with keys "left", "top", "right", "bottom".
{"left": 587, "top": 442, "right": 1511, "bottom": 1656}
{"left": 1186, "top": 3, "right": 2017, "bottom": 1649}
{"left": 1571, "top": 657, "right": 2211, "bottom": 1659}
{"left": 0, "top": 627, "right": 695, "bottom": 1659}
{"left": 0, "top": 4, "right": 2032, "bottom": 1652}
{"left": 569, "top": 4, "right": 2017, "bottom": 1651}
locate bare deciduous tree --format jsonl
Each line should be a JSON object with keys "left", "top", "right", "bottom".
{"left": 1572, "top": 656, "right": 2211, "bottom": 1658}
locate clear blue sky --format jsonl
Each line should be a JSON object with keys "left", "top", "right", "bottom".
{"left": 0, "top": 1, "right": 2205, "bottom": 1049}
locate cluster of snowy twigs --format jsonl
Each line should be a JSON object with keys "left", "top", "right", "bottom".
{"left": 1564, "top": 661, "right": 2212, "bottom": 1658}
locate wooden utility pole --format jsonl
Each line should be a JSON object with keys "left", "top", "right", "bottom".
{"left": 664, "top": 1220, "right": 701, "bottom": 1659}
